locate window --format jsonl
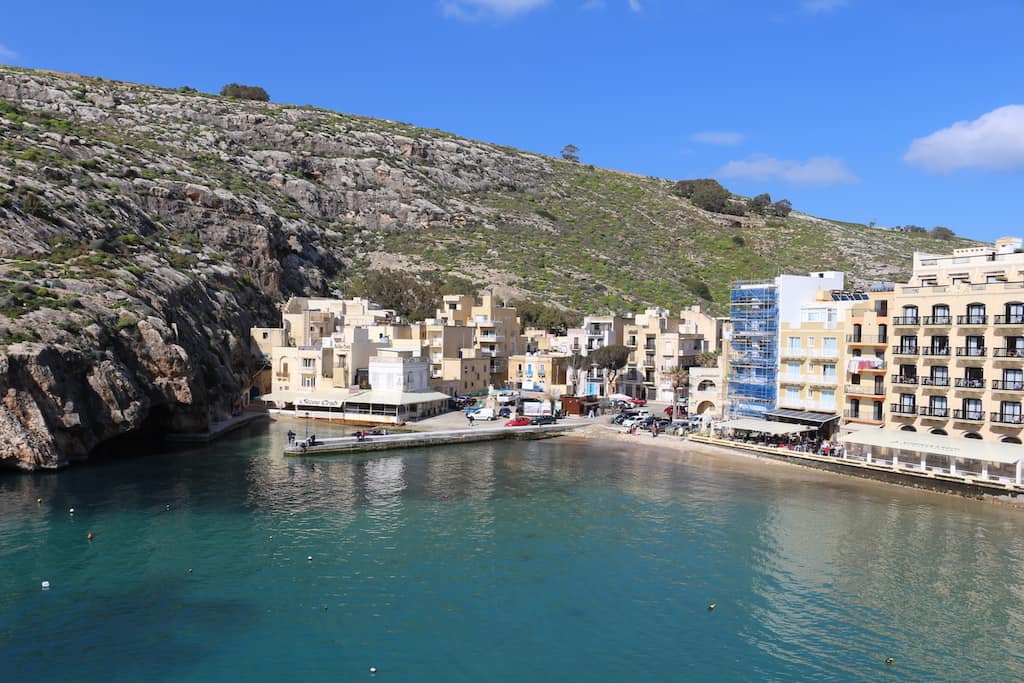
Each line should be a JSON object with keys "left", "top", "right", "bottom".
{"left": 302, "top": 358, "right": 315, "bottom": 368}
{"left": 899, "top": 393, "right": 916, "bottom": 411}
{"left": 899, "top": 335, "right": 918, "bottom": 352}
{"left": 262, "top": 332, "right": 269, "bottom": 340}
{"left": 1000, "top": 401, "right": 1022, "bottom": 423}
{"left": 987, "top": 274, "right": 1006, "bottom": 283}
{"left": 787, "top": 336, "right": 801, "bottom": 352}
{"left": 1007, "top": 303, "right": 1024, "bottom": 324}
{"left": 785, "top": 386, "right": 800, "bottom": 404}
{"left": 921, "top": 278, "right": 937, "bottom": 287}
{"left": 823, "top": 363, "right": 837, "bottom": 378}
{"left": 930, "top": 366, "right": 948, "bottom": 385}
{"left": 932, "top": 304, "right": 950, "bottom": 323}
{"left": 961, "top": 398, "right": 981, "bottom": 420}
{"left": 786, "top": 361, "right": 801, "bottom": 378}
{"left": 1004, "top": 368, "right": 1023, "bottom": 391}
{"left": 930, "top": 335, "right": 949, "bottom": 353}
{"left": 820, "top": 389, "right": 835, "bottom": 409}
{"left": 301, "top": 376, "right": 315, "bottom": 388}
{"left": 902, "top": 305, "right": 919, "bottom": 322}
{"left": 852, "top": 324, "right": 862, "bottom": 342}
{"left": 823, "top": 337, "right": 838, "bottom": 354}
{"left": 849, "top": 398, "right": 860, "bottom": 417}
{"left": 952, "top": 277, "right": 970, "bottom": 285}
{"left": 966, "top": 303, "right": 985, "bottom": 323}
{"left": 928, "top": 396, "right": 947, "bottom": 416}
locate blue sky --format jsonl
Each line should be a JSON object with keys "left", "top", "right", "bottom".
{"left": 3, "top": 0, "right": 1024, "bottom": 242}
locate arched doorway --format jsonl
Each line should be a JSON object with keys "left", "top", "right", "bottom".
{"left": 697, "top": 401, "right": 716, "bottom": 415}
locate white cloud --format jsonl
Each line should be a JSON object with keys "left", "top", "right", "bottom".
{"left": 628, "top": 0, "right": 642, "bottom": 11}
{"left": 691, "top": 131, "right": 744, "bottom": 146}
{"left": 802, "top": 0, "right": 848, "bottom": 14}
{"left": 718, "top": 154, "right": 859, "bottom": 186}
{"left": 904, "top": 105, "right": 1024, "bottom": 172}
{"left": 443, "top": 0, "right": 549, "bottom": 20}
{"left": 0, "top": 43, "right": 16, "bottom": 60}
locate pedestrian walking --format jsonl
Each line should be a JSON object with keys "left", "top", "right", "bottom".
{"left": 287, "top": 430, "right": 295, "bottom": 444}
{"left": 468, "top": 413, "right": 475, "bottom": 428}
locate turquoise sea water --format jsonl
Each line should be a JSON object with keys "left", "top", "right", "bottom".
{"left": 2, "top": 421, "right": 1024, "bottom": 682}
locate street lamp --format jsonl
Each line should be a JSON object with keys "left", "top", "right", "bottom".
{"left": 304, "top": 411, "right": 310, "bottom": 438}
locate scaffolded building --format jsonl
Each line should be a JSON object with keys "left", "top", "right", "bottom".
{"left": 728, "top": 282, "right": 779, "bottom": 418}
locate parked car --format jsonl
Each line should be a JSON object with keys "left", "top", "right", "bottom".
{"left": 629, "top": 398, "right": 647, "bottom": 406}
{"left": 640, "top": 417, "right": 671, "bottom": 431}
{"left": 530, "top": 415, "right": 557, "bottom": 425}
{"left": 611, "top": 410, "right": 638, "bottom": 425}
{"left": 663, "top": 405, "right": 688, "bottom": 416}
{"left": 498, "top": 407, "right": 512, "bottom": 418}
{"left": 462, "top": 403, "right": 485, "bottom": 414}
{"left": 505, "top": 417, "right": 531, "bottom": 427}
{"left": 664, "top": 421, "right": 689, "bottom": 435}
{"left": 621, "top": 415, "right": 649, "bottom": 429}
{"left": 469, "top": 408, "right": 497, "bottom": 421}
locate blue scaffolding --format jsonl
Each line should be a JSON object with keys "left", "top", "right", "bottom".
{"left": 728, "top": 282, "right": 778, "bottom": 418}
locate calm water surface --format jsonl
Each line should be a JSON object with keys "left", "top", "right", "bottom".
{"left": 2, "top": 420, "right": 1023, "bottom": 681}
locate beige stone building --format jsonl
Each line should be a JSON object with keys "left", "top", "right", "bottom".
{"left": 436, "top": 294, "right": 524, "bottom": 385}
{"left": 884, "top": 237, "right": 1024, "bottom": 443}
{"left": 508, "top": 352, "right": 571, "bottom": 396}
{"left": 688, "top": 366, "right": 725, "bottom": 417}
{"left": 841, "top": 289, "right": 893, "bottom": 429}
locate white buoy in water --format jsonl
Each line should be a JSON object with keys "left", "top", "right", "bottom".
{"left": 369, "top": 666, "right": 377, "bottom": 674}
{"left": 41, "top": 581, "right": 50, "bottom": 590}
{"left": 69, "top": 507, "right": 75, "bottom": 514}
{"left": 307, "top": 555, "right": 313, "bottom": 562}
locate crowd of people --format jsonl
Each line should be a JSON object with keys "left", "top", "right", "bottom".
{"left": 717, "top": 431, "right": 845, "bottom": 458}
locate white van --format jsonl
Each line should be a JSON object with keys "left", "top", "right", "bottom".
{"left": 470, "top": 408, "right": 496, "bottom": 421}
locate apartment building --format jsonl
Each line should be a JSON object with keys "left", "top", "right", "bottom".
{"left": 508, "top": 352, "right": 571, "bottom": 395}
{"left": 885, "top": 237, "right": 1024, "bottom": 443}
{"left": 777, "top": 300, "right": 842, "bottom": 418}
{"left": 842, "top": 288, "right": 893, "bottom": 428}
{"left": 727, "top": 272, "right": 845, "bottom": 419}
{"left": 688, "top": 366, "right": 725, "bottom": 417}
{"left": 437, "top": 294, "right": 524, "bottom": 385}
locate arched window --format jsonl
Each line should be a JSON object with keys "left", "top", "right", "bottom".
{"left": 930, "top": 428, "right": 947, "bottom": 436}
{"left": 931, "top": 304, "right": 950, "bottom": 324}
{"left": 964, "top": 432, "right": 982, "bottom": 440}
{"left": 1001, "top": 436, "right": 1022, "bottom": 444}
{"left": 697, "top": 380, "right": 716, "bottom": 392}
{"left": 902, "top": 305, "right": 919, "bottom": 323}
{"left": 1006, "top": 302, "right": 1024, "bottom": 325}
{"left": 900, "top": 425, "right": 917, "bottom": 432}
{"left": 965, "top": 303, "right": 986, "bottom": 325}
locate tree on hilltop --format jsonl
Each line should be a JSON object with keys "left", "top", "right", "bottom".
{"left": 771, "top": 199, "right": 792, "bottom": 217}
{"left": 560, "top": 144, "right": 580, "bottom": 163}
{"left": 930, "top": 226, "right": 955, "bottom": 240}
{"left": 219, "top": 83, "right": 270, "bottom": 102}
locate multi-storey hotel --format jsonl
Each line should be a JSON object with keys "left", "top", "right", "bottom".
{"left": 884, "top": 237, "right": 1024, "bottom": 444}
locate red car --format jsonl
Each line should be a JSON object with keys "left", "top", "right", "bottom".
{"left": 505, "top": 417, "right": 532, "bottom": 427}
{"left": 629, "top": 398, "right": 647, "bottom": 406}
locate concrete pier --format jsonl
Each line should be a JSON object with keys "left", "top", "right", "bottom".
{"left": 284, "top": 423, "right": 582, "bottom": 456}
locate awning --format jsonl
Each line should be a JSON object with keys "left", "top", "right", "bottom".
{"left": 260, "top": 389, "right": 450, "bottom": 408}
{"left": 841, "top": 429, "right": 1023, "bottom": 465}
{"left": 763, "top": 408, "right": 839, "bottom": 425}
{"left": 840, "top": 422, "right": 883, "bottom": 432}
{"left": 715, "top": 418, "right": 816, "bottom": 435}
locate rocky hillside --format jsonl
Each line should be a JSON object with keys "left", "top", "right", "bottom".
{"left": 0, "top": 66, "right": 976, "bottom": 470}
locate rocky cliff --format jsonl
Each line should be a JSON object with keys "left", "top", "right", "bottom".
{"left": 0, "top": 66, "right": 975, "bottom": 469}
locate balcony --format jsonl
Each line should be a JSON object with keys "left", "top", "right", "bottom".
{"left": 992, "top": 380, "right": 1024, "bottom": 391}
{"left": 994, "top": 315, "right": 1024, "bottom": 326}
{"left": 992, "top": 348, "right": 1024, "bottom": 359}
{"left": 954, "top": 378, "right": 986, "bottom": 389}
{"left": 846, "top": 334, "right": 888, "bottom": 344}
{"left": 955, "top": 347, "right": 987, "bottom": 358}
{"left": 845, "top": 384, "right": 885, "bottom": 396}
{"left": 779, "top": 347, "right": 805, "bottom": 359}
{"left": 952, "top": 409, "right": 985, "bottom": 422}
{"left": 919, "top": 377, "right": 950, "bottom": 388}
{"left": 891, "top": 375, "right": 918, "bottom": 386}
{"left": 890, "top": 403, "right": 917, "bottom": 415}
{"left": 957, "top": 315, "right": 988, "bottom": 325}
{"left": 779, "top": 397, "right": 837, "bottom": 412}
{"left": 922, "top": 316, "right": 953, "bottom": 327}
{"left": 892, "top": 317, "right": 920, "bottom": 326}
{"left": 843, "top": 411, "right": 884, "bottom": 424}
{"left": 918, "top": 405, "right": 949, "bottom": 418}
{"left": 892, "top": 345, "right": 920, "bottom": 356}
{"left": 991, "top": 412, "right": 1024, "bottom": 425}
{"left": 920, "top": 347, "right": 950, "bottom": 357}
{"left": 806, "top": 375, "right": 839, "bottom": 386}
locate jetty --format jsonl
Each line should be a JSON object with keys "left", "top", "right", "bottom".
{"left": 283, "top": 422, "right": 582, "bottom": 456}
